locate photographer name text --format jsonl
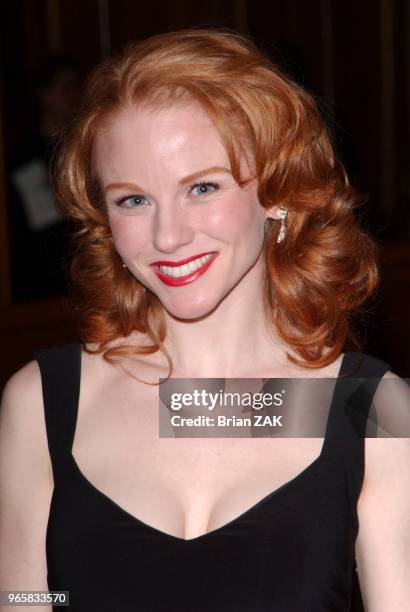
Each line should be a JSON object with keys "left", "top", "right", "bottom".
{"left": 170, "top": 414, "right": 283, "bottom": 428}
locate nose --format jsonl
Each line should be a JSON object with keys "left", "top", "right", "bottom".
{"left": 152, "top": 202, "right": 194, "bottom": 254}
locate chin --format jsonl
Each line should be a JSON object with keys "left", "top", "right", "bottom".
{"left": 162, "top": 294, "right": 222, "bottom": 321}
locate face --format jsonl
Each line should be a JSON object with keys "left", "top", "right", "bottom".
{"left": 93, "top": 101, "right": 274, "bottom": 320}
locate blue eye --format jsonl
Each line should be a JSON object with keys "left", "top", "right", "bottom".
{"left": 113, "top": 181, "right": 219, "bottom": 208}
{"left": 191, "top": 182, "right": 219, "bottom": 196}
{"left": 115, "top": 194, "right": 147, "bottom": 209}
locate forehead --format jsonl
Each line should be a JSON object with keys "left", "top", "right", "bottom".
{"left": 92, "top": 100, "right": 254, "bottom": 183}
{"left": 94, "top": 102, "right": 227, "bottom": 165}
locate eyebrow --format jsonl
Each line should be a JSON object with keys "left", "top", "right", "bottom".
{"left": 103, "top": 166, "right": 231, "bottom": 193}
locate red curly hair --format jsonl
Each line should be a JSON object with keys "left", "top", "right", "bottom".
{"left": 53, "top": 27, "right": 379, "bottom": 376}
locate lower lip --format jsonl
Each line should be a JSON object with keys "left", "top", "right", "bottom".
{"left": 151, "top": 253, "right": 219, "bottom": 286}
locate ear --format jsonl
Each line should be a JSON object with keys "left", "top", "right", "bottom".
{"left": 264, "top": 205, "right": 283, "bottom": 221}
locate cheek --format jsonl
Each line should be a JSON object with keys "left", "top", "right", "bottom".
{"left": 108, "top": 216, "right": 146, "bottom": 257}
{"left": 206, "top": 192, "right": 264, "bottom": 242}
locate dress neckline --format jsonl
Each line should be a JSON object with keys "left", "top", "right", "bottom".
{"left": 68, "top": 345, "right": 351, "bottom": 543}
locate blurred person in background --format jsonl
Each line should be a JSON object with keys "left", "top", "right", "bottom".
{"left": 5, "top": 54, "right": 82, "bottom": 301}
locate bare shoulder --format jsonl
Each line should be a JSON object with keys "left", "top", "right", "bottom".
{"left": 2, "top": 358, "right": 43, "bottom": 403}
{"left": 356, "top": 370, "right": 410, "bottom": 609}
{"left": 0, "top": 358, "right": 53, "bottom": 485}
{"left": 361, "top": 369, "right": 410, "bottom": 493}
{"left": 1, "top": 358, "right": 45, "bottom": 418}
{"left": 0, "top": 360, "right": 53, "bottom": 592}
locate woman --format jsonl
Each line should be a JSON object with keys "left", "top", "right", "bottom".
{"left": 1, "top": 28, "right": 409, "bottom": 612}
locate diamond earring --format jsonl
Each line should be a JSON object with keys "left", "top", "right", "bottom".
{"left": 122, "top": 263, "right": 126, "bottom": 268}
{"left": 276, "top": 206, "right": 288, "bottom": 244}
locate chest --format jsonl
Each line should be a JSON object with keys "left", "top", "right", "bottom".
{"left": 72, "top": 374, "right": 327, "bottom": 540}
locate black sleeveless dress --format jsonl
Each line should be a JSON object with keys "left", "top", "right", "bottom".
{"left": 34, "top": 341, "right": 391, "bottom": 611}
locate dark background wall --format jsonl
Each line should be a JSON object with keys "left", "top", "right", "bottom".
{"left": 0, "top": 0, "right": 409, "bottom": 384}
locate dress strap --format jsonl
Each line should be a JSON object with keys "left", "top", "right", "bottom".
{"left": 34, "top": 341, "right": 82, "bottom": 483}
{"left": 320, "top": 351, "right": 392, "bottom": 508}
{"left": 321, "top": 351, "right": 391, "bottom": 456}
{"left": 339, "top": 351, "right": 392, "bottom": 379}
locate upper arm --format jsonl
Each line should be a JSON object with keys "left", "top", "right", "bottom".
{"left": 0, "top": 359, "right": 53, "bottom": 610}
{"left": 355, "top": 371, "right": 410, "bottom": 611}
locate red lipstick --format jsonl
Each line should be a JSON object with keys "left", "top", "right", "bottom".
{"left": 151, "top": 251, "right": 216, "bottom": 267}
{"left": 150, "top": 251, "right": 218, "bottom": 287}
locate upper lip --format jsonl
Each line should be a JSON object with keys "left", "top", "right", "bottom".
{"left": 150, "top": 252, "right": 216, "bottom": 267}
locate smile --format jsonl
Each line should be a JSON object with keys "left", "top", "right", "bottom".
{"left": 160, "top": 253, "right": 214, "bottom": 277}
{"left": 151, "top": 252, "right": 218, "bottom": 286}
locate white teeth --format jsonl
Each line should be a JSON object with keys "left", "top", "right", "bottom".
{"left": 159, "top": 254, "right": 213, "bottom": 277}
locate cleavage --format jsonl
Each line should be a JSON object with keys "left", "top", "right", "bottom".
{"left": 71, "top": 420, "right": 325, "bottom": 541}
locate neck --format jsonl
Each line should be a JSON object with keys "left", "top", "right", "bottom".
{"left": 158, "top": 262, "right": 289, "bottom": 379}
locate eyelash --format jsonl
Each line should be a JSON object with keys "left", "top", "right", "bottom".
{"left": 114, "top": 182, "right": 220, "bottom": 209}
